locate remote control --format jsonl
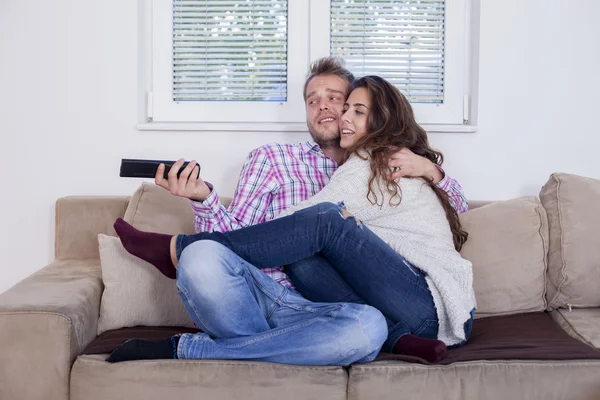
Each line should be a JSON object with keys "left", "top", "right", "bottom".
{"left": 119, "top": 159, "right": 200, "bottom": 180}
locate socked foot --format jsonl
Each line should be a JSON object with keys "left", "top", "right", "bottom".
{"left": 392, "top": 334, "right": 447, "bottom": 363}
{"left": 106, "top": 337, "right": 180, "bottom": 362}
{"left": 113, "top": 218, "right": 177, "bottom": 279}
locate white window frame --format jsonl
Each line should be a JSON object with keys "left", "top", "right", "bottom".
{"left": 139, "top": 0, "right": 477, "bottom": 132}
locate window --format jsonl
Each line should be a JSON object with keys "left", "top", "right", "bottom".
{"left": 144, "top": 0, "right": 474, "bottom": 131}
{"left": 172, "top": 0, "right": 288, "bottom": 102}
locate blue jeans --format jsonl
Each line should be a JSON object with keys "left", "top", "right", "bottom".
{"left": 176, "top": 240, "right": 387, "bottom": 366}
{"left": 176, "top": 202, "right": 446, "bottom": 352}
{"left": 287, "top": 255, "right": 475, "bottom": 348}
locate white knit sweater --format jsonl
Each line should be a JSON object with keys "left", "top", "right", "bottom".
{"left": 278, "top": 154, "right": 476, "bottom": 346}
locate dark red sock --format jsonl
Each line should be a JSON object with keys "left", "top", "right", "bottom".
{"left": 113, "top": 218, "right": 176, "bottom": 279}
{"left": 392, "top": 334, "right": 447, "bottom": 363}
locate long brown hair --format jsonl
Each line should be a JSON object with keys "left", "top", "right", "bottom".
{"left": 345, "top": 76, "right": 468, "bottom": 251}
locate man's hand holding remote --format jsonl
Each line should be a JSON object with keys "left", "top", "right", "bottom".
{"left": 155, "top": 159, "right": 211, "bottom": 202}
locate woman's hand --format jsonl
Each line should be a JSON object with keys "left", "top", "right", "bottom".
{"left": 155, "top": 159, "right": 211, "bottom": 202}
{"left": 388, "top": 148, "right": 443, "bottom": 183}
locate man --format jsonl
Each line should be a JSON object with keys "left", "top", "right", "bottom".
{"left": 107, "top": 57, "right": 467, "bottom": 365}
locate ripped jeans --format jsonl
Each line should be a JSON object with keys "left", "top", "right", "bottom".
{"left": 175, "top": 202, "right": 446, "bottom": 352}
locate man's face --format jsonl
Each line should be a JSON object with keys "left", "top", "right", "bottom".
{"left": 305, "top": 75, "right": 348, "bottom": 144}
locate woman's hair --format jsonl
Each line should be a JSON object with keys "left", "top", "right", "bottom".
{"left": 345, "top": 76, "right": 468, "bottom": 251}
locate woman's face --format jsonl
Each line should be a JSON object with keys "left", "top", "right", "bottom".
{"left": 340, "top": 87, "right": 371, "bottom": 149}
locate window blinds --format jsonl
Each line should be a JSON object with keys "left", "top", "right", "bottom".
{"left": 172, "top": 0, "right": 288, "bottom": 102}
{"left": 331, "top": 0, "right": 446, "bottom": 103}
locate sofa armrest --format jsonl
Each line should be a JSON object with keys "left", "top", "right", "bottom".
{"left": 0, "top": 260, "right": 103, "bottom": 400}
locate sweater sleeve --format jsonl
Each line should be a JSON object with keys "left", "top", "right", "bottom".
{"left": 275, "top": 156, "right": 363, "bottom": 218}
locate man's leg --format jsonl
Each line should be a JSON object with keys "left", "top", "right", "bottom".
{"left": 108, "top": 241, "right": 387, "bottom": 365}
{"left": 175, "top": 241, "right": 387, "bottom": 365}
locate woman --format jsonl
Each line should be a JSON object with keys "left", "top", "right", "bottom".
{"left": 112, "top": 76, "right": 476, "bottom": 363}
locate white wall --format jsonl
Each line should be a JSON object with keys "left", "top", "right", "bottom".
{"left": 1, "top": 0, "right": 599, "bottom": 294}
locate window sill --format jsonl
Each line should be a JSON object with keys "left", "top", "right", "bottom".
{"left": 137, "top": 122, "right": 478, "bottom": 134}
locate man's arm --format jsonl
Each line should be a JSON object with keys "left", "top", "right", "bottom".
{"left": 388, "top": 148, "right": 468, "bottom": 213}
{"left": 432, "top": 170, "right": 468, "bottom": 214}
{"left": 190, "top": 148, "right": 279, "bottom": 232}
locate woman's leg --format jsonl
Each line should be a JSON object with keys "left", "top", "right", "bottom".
{"left": 118, "top": 202, "right": 437, "bottom": 328}
{"left": 287, "top": 253, "right": 444, "bottom": 356}
{"left": 287, "top": 255, "right": 366, "bottom": 304}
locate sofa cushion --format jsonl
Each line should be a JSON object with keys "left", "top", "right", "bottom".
{"left": 349, "top": 359, "right": 600, "bottom": 400}
{"left": 97, "top": 234, "right": 196, "bottom": 335}
{"left": 84, "top": 313, "right": 600, "bottom": 364}
{"left": 459, "top": 197, "right": 549, "bottom": 317}
{"left": 123, "top": 182, "right": 234, "bottom": 233}
{"left": 540, "top": 173, "right": 600, "bottom": 310}
{"left": 123, "top": 182, "right": 197, "bottom": 234}
{"left": 83, "top": 326, "right": 200, "bottom": 355}
{"left": 551, "top": 308, "right": 600, "bottom": 349}
{"left": 70, "top": 355, "right": 348, "bottom": 400}
{"left": 375, "top": 312, "right": 600, "bottom": 365}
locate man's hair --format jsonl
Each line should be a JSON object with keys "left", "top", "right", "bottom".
{"left": 303, "top": 57, "right": 355, "bottom": 100}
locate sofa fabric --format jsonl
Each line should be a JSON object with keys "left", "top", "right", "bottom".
{"left": 0, "top": 260, "right": 103, "bottom": 400}
{"left": 97, "top": 234, "right": 196, "bottom": 335}
{"left": 123, "top": 183, "right": 197, "bottom": 234}
{"left": 83, "top": 326, "right": 201, "bottom": 355}
{"left": 375, "top": 312, "right": 600, "bottom": 364}
{"left": 551, "top": 308, "right": 600, "bottom": 349}
{"left": 55, "top": 196, "right": 129, "bottom": 260}
{"left": 348, "top": 360, "right": 600, "bottom": 400}
{"left": 82, "top": 313, "right": 600, "bottom": 365}
{"left": 71, "top": 355, "right": 348, "bottom": 400}
{"left": 540, "top": 173, "right": 600, "bottom": 310}
{"left": 459, "top": 197, "right": 548, "bottom": 317}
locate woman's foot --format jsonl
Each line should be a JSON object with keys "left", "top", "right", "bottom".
{"left": 106, "top": 336, "right": 180, "bottom": 362}
{"left": 392, "top": 334, "right": 447, "bottom": 363}
{"left": 113, "top": 218, "right": 177, "bottom": 279}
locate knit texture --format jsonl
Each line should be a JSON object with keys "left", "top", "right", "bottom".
{"left": 278, "top": 154, "right": 476, "bottom": 346}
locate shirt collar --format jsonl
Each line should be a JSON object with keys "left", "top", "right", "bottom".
{"left": 300, "top": 141, "right": 325, "bottom": 156}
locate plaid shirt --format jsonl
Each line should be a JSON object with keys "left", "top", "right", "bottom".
{"left": 191, "top": 141, "right": 468, "bottom": 288}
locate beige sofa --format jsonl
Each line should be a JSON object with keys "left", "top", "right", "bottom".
{"left": 2, "top": 172, "right": 600, "bottom": 400}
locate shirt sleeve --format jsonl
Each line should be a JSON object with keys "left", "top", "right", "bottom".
{"left": 190, "top": 148, "right": 279, "bottom": 232}
{"left": 435, "top": 167, "right": 469, "bottom": 214}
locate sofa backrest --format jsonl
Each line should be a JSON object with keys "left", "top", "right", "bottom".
{"left": 55, "top": 196, "right": 129, "bottom": 260}
{"left": 54, "top": 173, "right": 600, "bottom": 317}
{"left": 540, "top": 173, "right": 600, "bottom": 310}
{"left": 459, "top": 197, "right": 549, "bottom": 318}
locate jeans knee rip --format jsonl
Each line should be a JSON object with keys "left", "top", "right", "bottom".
{"left": 336, "top": 202, "right": 364, "bottom": 228}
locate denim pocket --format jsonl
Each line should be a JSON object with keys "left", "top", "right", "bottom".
{"left": 413, "top": 319, "right": 438, "bottom": 339}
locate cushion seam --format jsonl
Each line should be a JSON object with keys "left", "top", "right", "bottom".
{"left": 350, "top": 359, "right": 600, "bottom": 371}
{"left": 75, "top": 356, "right": 345, "bottom": 371}
{"left": 547, "top": 175, "right": 567, "bottom": 308}
{"left": 555, "top": 309, "right": 595, "bottom": 348}
{"left": 128, "top": 183, "right": 146, "bottom": 226}
{"left": 534, "top": 201, "right": 549, "bottom": 311}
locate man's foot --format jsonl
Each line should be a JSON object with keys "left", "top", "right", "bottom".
{"left": 392, "top": 334, "right": 447, "bottom": 363}
{"left": 113, "top": 218, "right": 177, "bottom": 279}
{"left": 106, "top": 336, "right": 180, "bottom": 362}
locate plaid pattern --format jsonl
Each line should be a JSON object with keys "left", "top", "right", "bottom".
{"left": 191, "top": 141, "right": 468, "bottom": 288}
